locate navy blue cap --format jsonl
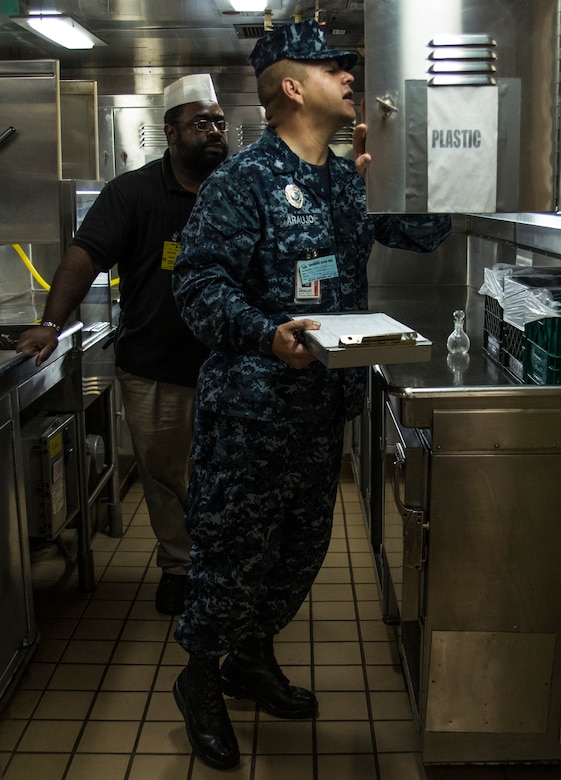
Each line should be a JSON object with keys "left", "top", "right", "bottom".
{"left": 248, "top": 18, "right": 358, "bottom": 78}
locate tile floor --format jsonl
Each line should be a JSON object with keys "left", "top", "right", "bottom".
{"left": 1, "top": 476, "right": 561, "bottom": 780}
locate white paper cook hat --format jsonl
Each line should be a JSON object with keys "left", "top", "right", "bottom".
{"left": 164, "top": 74, "right": 218, "bottom": 113}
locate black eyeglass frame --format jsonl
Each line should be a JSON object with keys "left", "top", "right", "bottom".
{"left": 180, "top": 118, "right": 229, "bottom": 133}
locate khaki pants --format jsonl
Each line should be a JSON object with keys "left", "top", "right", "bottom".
{"left": 116, "top": 368, "right": 195, "bottom": 574}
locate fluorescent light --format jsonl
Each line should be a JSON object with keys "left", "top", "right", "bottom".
{"left": 28, "top": 16, "right": 95, "bottom": 48}
{"left": 229, "top": 1, "right": 268, "bottom": 11}
{"left": 12, "top": 14, "right": 106, "bottom": 49}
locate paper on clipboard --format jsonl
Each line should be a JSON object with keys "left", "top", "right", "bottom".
{"left": 292, "top": 313, "right": 418, "bottom": 348}
{"left": 291, "top": 312, "right": 431, "bottom": 368}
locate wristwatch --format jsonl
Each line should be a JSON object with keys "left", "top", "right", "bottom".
{"left": 40, "top": 320, "right": 62, "bottom": 334}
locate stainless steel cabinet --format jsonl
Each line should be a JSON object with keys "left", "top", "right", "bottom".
{"left": 0, "top": 393, "right": 37, "bottom": 704}
{"left": 371, "top": 365, "right": 561, "bottom": 764}
{"left": 0, "top": 60, "right": 61, "bottom": 243}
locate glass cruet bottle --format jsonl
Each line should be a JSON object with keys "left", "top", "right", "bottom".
{"left": 446, "top": 309, "right": 470, "bottom": 355}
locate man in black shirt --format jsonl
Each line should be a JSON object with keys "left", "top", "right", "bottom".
{"left": 16, "top": 74, "right": 229, "bottom": 614}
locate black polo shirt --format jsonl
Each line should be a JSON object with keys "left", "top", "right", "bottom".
{"left": 72, "top": 150, "right": 208, "bottom": 386}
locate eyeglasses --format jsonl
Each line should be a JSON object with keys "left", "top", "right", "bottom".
{"left": 189, "top": 119, "right": 229, "bottom": 132}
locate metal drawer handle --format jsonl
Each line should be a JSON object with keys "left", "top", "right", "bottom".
{"left": 0, "top": 126, "right": 16, "bottom": 149}
{"left": 392, "top": 442, "right": 428, "bottom": 571}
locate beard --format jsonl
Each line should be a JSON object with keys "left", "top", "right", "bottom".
{"left": 175, "top": 135, "right": 228, "bottom": 174}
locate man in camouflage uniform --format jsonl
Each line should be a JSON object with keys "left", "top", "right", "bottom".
{"left": 171, "top": 18, "right": 451, "bottom": 770}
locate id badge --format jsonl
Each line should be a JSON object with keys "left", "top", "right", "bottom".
{"left": 294, "top": 252, "right": 339, "bottom": 302}
{"left": 295, "top": 259, "right": 321, "bottom": 301}
{"left": 161, "top": 240, "right": 181, "bottom": 270}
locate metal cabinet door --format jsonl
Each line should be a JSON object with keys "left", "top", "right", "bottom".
{"left": 0, "top": 396, "right": 37, "bottom": 703}
{"left": 381, "top": 399, "right": 430, "bottom": 624}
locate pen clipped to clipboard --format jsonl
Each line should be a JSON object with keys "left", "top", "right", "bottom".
{"left": 339, "top": 329, "right": 418, "bottom": 348}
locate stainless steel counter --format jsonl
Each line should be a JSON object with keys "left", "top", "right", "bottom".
{"left": 0, "top": 322, "right": 82, "bottom": 409}
{"left": 364, "top": 286, "right": 561, "bottom": 765}
{"left": 369, "top": 285, "right": 561, "bottom": 427}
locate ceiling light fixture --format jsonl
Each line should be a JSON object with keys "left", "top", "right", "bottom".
{"left": 229, "top": 1, "right": 268, "bottom": 12}
{"left": 11, "top": 13, "right": 106, "bottom": 49}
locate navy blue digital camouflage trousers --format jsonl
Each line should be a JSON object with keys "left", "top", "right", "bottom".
{"left": 174, "top": 409, "right": 346, "bottom": 657}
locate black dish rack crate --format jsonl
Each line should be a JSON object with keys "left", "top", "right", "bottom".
{"left": 482, "top": 295, "right": 503, "bottom": 362}
{"left": 483, "top": 296, "right": 524, "bottom": 382}
{"left": 502, "top": 321, "right": 524, "bottom": 381}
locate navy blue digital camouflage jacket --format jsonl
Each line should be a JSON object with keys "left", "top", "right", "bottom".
{"left": 173, "top": 126, "right": 451, "bottom": 422}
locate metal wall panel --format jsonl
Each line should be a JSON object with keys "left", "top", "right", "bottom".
{"left": 98, "top": 94, "right": 267, "bottom": 181}
{"left": 60, "top": 80, "right": 99, "bottom": 180}
{"left": 98, "top": 99, "right": 359, "bottom": 182}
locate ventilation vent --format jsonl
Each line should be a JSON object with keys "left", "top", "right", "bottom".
{"left": 234, "top": 21, "right": 288, "bottom": 39}
{"left": 138, "top": 122, "right": 355, "bottom": 155}
{"left": 234, "top": 24, "right": 265, "bottom": 39}
{"left": 427, "top": 34, "right": 497, "bottom": 87}
{"left": 140, "top": 124, "right": 167, "bottom": 149}
{"left": 330, "top": 123, "right": 355, "bottom": 146}
{"left": 237, "top": 123, "right": 356, "bottom": 150}
{"left": 237, "top": 122, "right": 266, "bottom": 147}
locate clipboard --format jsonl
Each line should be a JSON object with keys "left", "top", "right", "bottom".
{"left": 291, "top": 312, "right": 432, "bottom": 368}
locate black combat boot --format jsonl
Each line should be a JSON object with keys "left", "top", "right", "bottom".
{"left": 220, "top": 635, "right": 318, "bottom": 719}
{"left": 155, "top": 572, "right": 189, "bottom": 615}
{"left": 173, "top": 655, "right": 240, "bottom": 770}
